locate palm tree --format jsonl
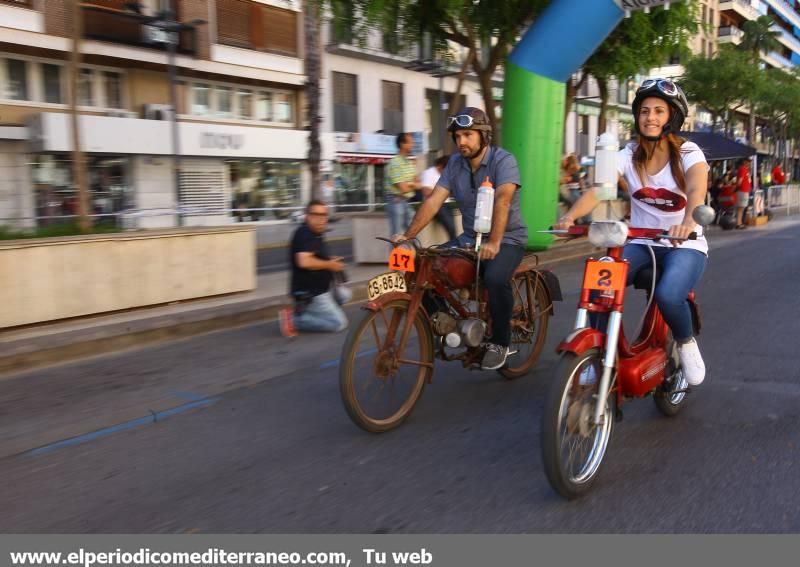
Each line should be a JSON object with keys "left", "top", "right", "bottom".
{"left": 304, "top": 0, "right": 322, "bottom": 200}
{"left": 69, "top": 0, "right": 91, "bottom": 232}
{"left": 740, "top": 15, "right": 782, "bottom": 144}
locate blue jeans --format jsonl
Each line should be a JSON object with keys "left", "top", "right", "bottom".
{"left": 294, "top": 291, "right": 348, "bottom": 333}
{"left": 623, "top": 244, "right": 707, "bottom": 341}
{"left": 386, "top": 195, "right": 413, "bottom": 236}
{"left": 445, "top": 235, "right": 525, "bottom": 347}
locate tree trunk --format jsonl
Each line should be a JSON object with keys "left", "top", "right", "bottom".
{"left": 444, "top": 48, "right": 474, "bottom": 154}
{"left": 304, "top": 0, "right": 321, "bottom": 201}
{"left": 476, "top": 66, "right": 498, "bottom": 144}
{"left": 69, "top": 0, "right": 91, "bottom": 232}
{"left": 747, "top": 103, "right": 756, "bottom": 146}
{"left": 597, "top": 78, "right": 609, "bottom": 135}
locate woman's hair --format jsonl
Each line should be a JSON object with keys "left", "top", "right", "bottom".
{"left": 632, "top": 132, "right": 688, "bottom": 192}
{"left": 564, "top": 154, "right": 580, "bottom": 175}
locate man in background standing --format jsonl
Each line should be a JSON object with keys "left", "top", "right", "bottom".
{"left": 735, "top": 158, "right": 752, "bottom": 230}
{"left": 385, "top": 133, "right": 421, "bottom": 236}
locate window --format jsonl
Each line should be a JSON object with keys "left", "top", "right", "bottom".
{"left": 217, "top": 0, "right": 298, "bottom": 56}
{"left": 79, "top": 68, "right": 94, "bottom": 106}
{"left": 104, "top": 71, "right": 122, "bottom": 109}
{"left": 255, "top": 91, "right": 272, "bottom": 121}
{"left": 5, "top": 59, "right": 28, "bottom": 100}
{"left": 192, "top": 83, "right": 211, "bottom": 115}
{"left": 709, "top": 9, "right": 714, "bottom": 26}
{"left": 333, "top": 72, "right": 358, "bottom": 132}
{"left": 236, "top": 88, "right": 253, "bottom": 120}
{"left": 42, "top": 64, "right": 62, "bottom": 104}
{"left": 216, "top": 86, "right": 232, "bottom": 118}
{"left": 382, "top": 80, "right": 403, "bottom": 134}
{"left": 701, "top": 39, "right": 707, "bottom": 57}
{"left": 701, "top": 5, "right": 707, "bottom": 23}
{"left": 273, "top": 92, "right": 292, "bottom": 123}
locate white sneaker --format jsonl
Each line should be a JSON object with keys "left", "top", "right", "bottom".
{"left": 678, "top": 338, "right": 705, "bottom": 386}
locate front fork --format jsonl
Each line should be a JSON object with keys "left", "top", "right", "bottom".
{"left": 574, "top": 307, "right": 620, "bottom": 426}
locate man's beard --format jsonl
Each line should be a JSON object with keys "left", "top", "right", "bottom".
{"left": 461, "top": 146, "right": 482, "bottom": 159}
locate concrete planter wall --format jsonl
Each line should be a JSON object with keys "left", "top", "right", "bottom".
{"left": 1, "top": 226, "right": 256, "bottom": 328}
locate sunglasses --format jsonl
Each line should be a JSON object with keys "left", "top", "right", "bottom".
{"left": 447, "top": 114, "right": 477, "bottom": 128}
{"left": 637, "top": 78, "right": 679, "bottom": 97}
{"left": 307, "top": 211, "right": 329, "bottom": 218}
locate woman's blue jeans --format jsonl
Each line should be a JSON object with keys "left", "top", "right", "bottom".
{"left": 621, "top": 244, "right": 707, "bottom": 341}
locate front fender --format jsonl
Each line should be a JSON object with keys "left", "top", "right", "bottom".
{"left": 556, "top": 327, "right": 604, "bottom": 355}
{"left": 362, "top": 291, "right": 413, "bottom": 311}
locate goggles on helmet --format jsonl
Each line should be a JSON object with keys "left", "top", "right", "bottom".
{"left": 448, "top": 114, "right": 478, "bottom": 128}
{"left": 637, "top": 78, "right": 679, "bottom": 98}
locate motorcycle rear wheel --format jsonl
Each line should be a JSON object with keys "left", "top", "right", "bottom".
{"left": 541, "top": 349, "right": 614, "bottom": 500}
{"left": 498, "top": 272, "right": 551, "bottom": 379}
{"left": 654, "top": 332, "right": 689, "bottom": 417}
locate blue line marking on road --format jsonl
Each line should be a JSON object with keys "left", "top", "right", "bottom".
{"left": 26, "top": 396, "right": 221, "bottom": 458}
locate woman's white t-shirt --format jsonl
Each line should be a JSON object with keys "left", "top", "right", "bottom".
{"left": 616, "top": 141, "right": 709, "bottom": 254}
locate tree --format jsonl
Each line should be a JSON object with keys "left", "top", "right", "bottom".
{"left": 681, "top": 46, "right": 758, "bottom": 136}
{"left": 69, "top": 0, "right": 91, "bottom": 232}
{"left": 752, "top": 68, "right": 800, "bottom": 168}
{"left": 575, "top": 3, "right": 698, "bottom": 133}
{"left": 739, "top": 15, "right": 781, "bottom": 143}
{"left": 305, "top": 0, "right": 322, "bottom": 200}
{"left": 321, "top": 0, "right": 551, "bottom": 140}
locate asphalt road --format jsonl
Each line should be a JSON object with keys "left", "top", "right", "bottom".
{"left": 3, "top": 217, "right": 800, "bottom": 533}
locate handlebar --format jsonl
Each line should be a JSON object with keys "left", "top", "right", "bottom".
{"left": 539, "top": 227, "right": 697, "bottom": 241}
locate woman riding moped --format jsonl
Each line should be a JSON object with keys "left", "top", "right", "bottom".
{"left": 555, "top": 78, "right": 709, "bottom": 387}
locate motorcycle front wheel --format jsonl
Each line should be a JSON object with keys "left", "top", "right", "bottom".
{"left": 541, "top": 349, "right": 614, "bottom": 500}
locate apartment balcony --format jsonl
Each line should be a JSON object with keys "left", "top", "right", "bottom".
{"left": 763, "top": 50, "right": 793, "bottom": 69}
{"left": 82, "top": 3, "right": 198, "bottom": 55}
{"left": 768, "top": 0, "right": 800, "bottom": 33}
{"left": 0, "top": 0, "right": 43, "bottom": 33}
{"left": 720, "top": 0, "right": 760, "bottom": 24}
{"left": 718, "top": 25, "right": 745, "bottom": 45}
{"left": 776, "top": 27, "right": 800, "bottom": 59}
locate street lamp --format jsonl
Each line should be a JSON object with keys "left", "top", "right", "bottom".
{"left": 141, "top": 10, "right": 206, "bottom": 227}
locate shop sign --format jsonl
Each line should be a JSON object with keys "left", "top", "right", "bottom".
{"left": 338, "top": 155, "right": 391, "bottom": 165}
{"left": 200, "top": 132, "right": 245, "bottom": 150}
{"left": 613, "top": 0, "right": 684, "bottom": 10}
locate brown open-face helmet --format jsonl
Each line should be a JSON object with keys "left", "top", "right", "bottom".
{"left": 447, "top": 107, "right": 493, "bottom": 147}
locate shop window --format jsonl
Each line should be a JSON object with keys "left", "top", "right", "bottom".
{"left": 104, "top": 71, "right": 123, "bottom": 109}
{"left": 333, "top": 72, "right": 358, "bottom": 132}
{"left": 335, "top": 163, "right": 370, "bottom": 212}
{"left": 42, "top": 64, "right": 62, "bottom": 104}
{"left": 192, "top": 83, "right": 211, "bottom": 115}
{"left": 227, "top": 160, "right": 302, "bottom": 221}
{"left": 79, "top": 68, "right": 94, "bottom": 106}
{"left": 5, "top": 59, "right": 29, "bottom": 101}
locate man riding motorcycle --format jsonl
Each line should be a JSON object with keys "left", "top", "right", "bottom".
{"left": 392, "top": 107, "right": 527, "bottom": 370}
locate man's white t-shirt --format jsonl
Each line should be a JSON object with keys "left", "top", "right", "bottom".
{"left": 616, "top": 141, "right": 709, "bottom": 254}
{"left": 420, "top": 166, "right": 440, "bottom": 189}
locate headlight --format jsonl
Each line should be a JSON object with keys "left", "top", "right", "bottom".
{"left": 588, "top": 221, "right": 629, "bottom": 248}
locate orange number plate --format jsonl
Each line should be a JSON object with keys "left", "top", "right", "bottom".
{"left": 388, "top": 247, "right": 416, "bottom": 272}
{"left": 582, "top": 260, "right": 626, "bottom": 292}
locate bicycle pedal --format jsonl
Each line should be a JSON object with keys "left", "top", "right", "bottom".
{"left": 507, "top": 349, "right": 519, "bottom": 356}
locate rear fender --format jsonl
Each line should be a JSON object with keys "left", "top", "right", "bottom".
{"left": 556, "top": 327, "right": 604, "bottom": 355}
{"left": 537, "top": 270, "right": 563, "bottom": 302}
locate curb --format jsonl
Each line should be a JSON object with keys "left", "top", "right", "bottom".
{"left": 0, "top": 240, "right": 599, "bottom": 377}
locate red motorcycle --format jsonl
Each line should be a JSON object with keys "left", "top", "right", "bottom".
{"left": 339, "top": 238, "right": 562, "bottom": 433}
{"left": 540, "top": 206, "right": 713, "bottom": 499}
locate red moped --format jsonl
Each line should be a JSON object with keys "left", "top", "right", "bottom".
{"left": 540, "top": 206, "right": 714, "bottom": 499}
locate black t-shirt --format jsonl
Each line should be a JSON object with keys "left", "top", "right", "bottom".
{"left": 290, "top": 224, "right": 332, "bottom": 297}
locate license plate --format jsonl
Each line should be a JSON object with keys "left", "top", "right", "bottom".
{"left": 367, "top": 272, "right": 407, "bottom": 300}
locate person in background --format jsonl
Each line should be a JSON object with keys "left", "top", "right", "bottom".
{"left": 385, "top": 133, "right": 422, "bottom": 236}
{"left": 771, "top": 161, "right": 786, "bottom": 186}
{"left": 735, "top": 158, "right": 752, "bottom": 230}
{"left": 419, "top": 155, "right": 457, "bottom": 240}
{"left": 279, "top": 200, "right": 350, "bottom": 338}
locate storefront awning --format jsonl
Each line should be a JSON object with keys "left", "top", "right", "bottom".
{"left": 337, "top": 153, "right": 393, "bottom": 165}
{"left": 680, "top": 131, "right": 756, "bottom": 161}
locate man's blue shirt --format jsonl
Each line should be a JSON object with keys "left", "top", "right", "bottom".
{"left": 436, "top": 145, "right": 527, "bottom": 246}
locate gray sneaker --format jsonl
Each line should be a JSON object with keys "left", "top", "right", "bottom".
{"left": 481, "top": 344, "right": 509, "bottom": 370}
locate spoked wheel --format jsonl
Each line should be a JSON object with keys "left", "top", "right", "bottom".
{"left": 498, "top": 272, "right": 551, "bottom": 379}
{"left": 654, "top": 332, "right": 689, "bottom": 416}
{"left": 541, "top": 349, "right": 614, "bottom": 499}
{"left": 339, "top": 299, "right": 434, "bottom": 433}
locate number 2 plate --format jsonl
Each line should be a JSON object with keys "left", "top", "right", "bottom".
{"left": 582, "top": 260, "right": 626, "bottom": 292}
{"left": 367, "top": 272, "right": 407, "bottom": 301}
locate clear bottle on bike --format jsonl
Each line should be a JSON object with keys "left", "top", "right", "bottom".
{"left": 474, "top": 177, "right": 494, "bottom": 235}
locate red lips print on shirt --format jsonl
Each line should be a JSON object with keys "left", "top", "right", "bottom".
{"left": 632, "top": 187, "right": 686, "bottom": 212}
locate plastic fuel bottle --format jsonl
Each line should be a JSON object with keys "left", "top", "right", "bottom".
{"left": 473, "top": 177, "right": 494, "bottom": 251}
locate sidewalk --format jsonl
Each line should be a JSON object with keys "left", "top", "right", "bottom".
{"left": 0, "top": 237, "right": 600, "bottom": 377}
